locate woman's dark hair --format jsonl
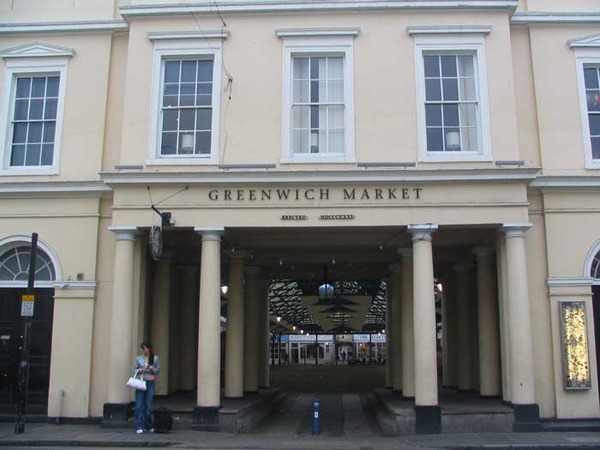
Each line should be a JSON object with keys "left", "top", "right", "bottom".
{"left": 141, "top": 342, "right": 155, "bottom": 366}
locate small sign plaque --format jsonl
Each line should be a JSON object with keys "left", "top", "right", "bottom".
{"left": 21, "top": 295, "right": 35, "bottom": 317}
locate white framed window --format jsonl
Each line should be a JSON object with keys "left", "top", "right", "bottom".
{"left": 279, "top": 30, "right": 357, "bottom": 164}
{"left": 0, "top": 45, "right": 70, "bottom": 175}
{"left": 148, "top": 38, "right": 224, "bottom": 165}
{"left": 573, "top": 47, "right": 600, "bottom": 169}
{"left": 411, "top": 31, "right": 491, "bottom": 162}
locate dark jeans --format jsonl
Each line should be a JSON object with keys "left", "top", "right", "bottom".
{"left": 134, "top": 380, "right": 155, "bottom": 430}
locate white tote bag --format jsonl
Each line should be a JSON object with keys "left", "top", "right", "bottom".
{"left": 126, "top": 370, "right": 147, "bottom": 391}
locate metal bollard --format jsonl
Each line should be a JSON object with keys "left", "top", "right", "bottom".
{"left": 312, "top": 398, "right": 320, "bottom": 435}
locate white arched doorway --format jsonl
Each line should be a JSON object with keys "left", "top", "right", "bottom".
{"left": 0, "top": 237, "right": 58, "bottom": 414}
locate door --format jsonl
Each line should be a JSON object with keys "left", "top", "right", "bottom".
{"left": 0, "top": 288, "right": 54, "bottom": 414}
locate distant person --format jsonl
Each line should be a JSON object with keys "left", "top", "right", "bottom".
{"left": 132, "top": 343, "right": 160, "bottom": 434}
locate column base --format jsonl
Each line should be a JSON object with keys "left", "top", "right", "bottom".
{"left": 415, "top": 405, "right": 441, "bottom": 434}
{"left": 192, "top": 406, "right": 220, "bottom": 432}
{"left": 101, "top": 403, "right": 130, "bottom": 429}
{"left": 512, "top": 403, "right": 541, "bottom": 432}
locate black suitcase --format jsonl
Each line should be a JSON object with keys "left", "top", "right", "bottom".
{"left": 153, "top": 407, "right": 173, "bottom": 433}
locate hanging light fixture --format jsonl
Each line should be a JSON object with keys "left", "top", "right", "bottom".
{"left": 318, "top": 264, "right": 334, "bottom": 301}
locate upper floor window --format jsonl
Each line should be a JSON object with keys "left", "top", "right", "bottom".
{"left": 148, "top": 35, "right": 225, "bottom": 165}
{"left": 410, "top": 28, "right": 491, "bottom": 162}
{"left": 582, "top": 66, "right": 600, "bottom": 161}
{"left": 0, "top": 42, "right": 71, "bottom": 175}
{"left": 278, "top": 29, "right": 358, "bottom": 164}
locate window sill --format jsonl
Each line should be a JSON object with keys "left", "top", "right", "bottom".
{"left": 281, "top": 154, "right": 356, "bottom": 164}
{"left": 0, "top": 167, "right": 59, "bottom": 176}
{"left": 146, "top": 156, "right": 218, "bottom": 166}
{"left": 419, "top": 152, "right": 492, "bottom": 163}
{"left": 585, "top": 161, "right": 600, "bottom": 170}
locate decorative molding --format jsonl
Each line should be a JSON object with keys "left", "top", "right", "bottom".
{"left": 511, "top": 12, "right": 600, "bottom": 25}
{"left": 569, "top": 32, "right": 600, "bottom": 49}
{"left": 548, "top": 278, "right": 594, "bottom": 288}
{"left": 529, "top": 176, "right": 600, "bottom": 189}
{"left": 406, "top": 25, "right": 492, "bottom": 35}
{"left": 101, "top": 167, "right": 540, "bottom": 186}
{"left": 0, "top": 41, "right": 75, "bottom": 59}
{"left": 0, "top": 20, "right": 128, "bottom": 34}
{"left": 0, "top": 181, "right": 112, "bottom": 198}
{"left": 276, "top": 27, "right": 360, "bottom": 38}
{"left": 54, "top": 280, "right": 97, "bottom": 290}
{"left": 148, "top": 30, "right": 229, "bottom": 41}
{"left": 120, "top": 0, "right": 519, "bottom": 17}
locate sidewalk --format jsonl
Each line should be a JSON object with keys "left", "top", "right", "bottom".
{"left": 2, "top": 422, "right": 600, "bottom": 449}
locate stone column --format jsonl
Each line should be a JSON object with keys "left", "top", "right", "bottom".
{"left": 443, "top": 276, "right": 459, "bottom": 388}
{"left": 496, "top": 232, "right": 511, "bottom": 402}
{"left": 399, "top": 249, "right": 415, "bottom": 398}
{"left": 389, "top": 263, "right": 403, "bottom": 393}
{"left": 244, "top": 266, "right": 261, "bottom": 393}
{"left": 178, "top": 266, "right": 198, "bottom": 391}
{"left": 501, "top": 223, "right": 539, "bottom": 429}
{"left": 104, "top": 226, "right": 137, "bottom": 426}
{"left": 193, "top": 227, "right": 224, "bottom": 430}
{"left": 258, "top": 278, "right": 271, "bottom": 388}
{"left": 385, "top": 276, "right": 393, "bottom": 388}
{"left": 152, "top": 257, "right": 171, "bottom": 396}
{"left": 225, "top": 253, "right": 246, "bottom": 398}
{"left": 407, "top": 224, "right": 440, "bottom": 434}
{"left": 455, "top": 263, "right": 474, "bottom": 391}
{"left": 474, "top": 248, "right": 501, "bottom": 396}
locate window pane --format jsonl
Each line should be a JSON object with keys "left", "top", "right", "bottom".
{"left": 424, "top": 56, "right": 439, "bottom": 78}
{"left": 161, "top": 132, "right": 177, "bottom": 155}
{"left": 292, "top": 106, "right": 309, "bottom": 129}
{"left": 196, "top": 94, "right": 212, "bottom": 107}
{"left": 293, "top": 80, "right": 310, "bottom": 103}
{"left": 180, "top": 83, "right": 195, "bottom": 95}
{"left": 43, "top": 122, "right": 56, "bottom": 142}
{"left": 310, "top": 105, "right": 319, "bottom": 129}
{"left": 163, "top": 95, "right": 178, "bottom": 107}
{"left": 28, "top": 122, "right": 43, "bottom": 142}
{"left": 441, "top": 56, "right": 457, "bottom": 77}
{"left": 425, "top": 104, "right": 442, "bottom": 127}
{"left": 584, "top": 68, "right": 599, "bottom": 89}
{"left": 196, "top": 83, "right": 212, "bottom": 96}
{"left": 196, "top": 109, "right": 212, "bottom": 130}
{"left": 178, "top": 132, "right": 195, "bottom": 154}
{"left": 459, "top": 103, "right": 478, "bottom": 128}
{"left": 11, "top": 144, "right": 25, "bottom": 165}
{"left": 41, "top": 144, "right": 53, "bottom": 165}
{"left": 44, "top": 98, "right": 58, "bottom": 120}
{"left": 328, "top": 106, "right": 344, "bottom": 129}
{"left": 328, "top": 58, "right": 344, "bottom": 79}
{"left": 179, "top": 109, "right": 195, "bottom": 130}
{"left": 164, "top": 84, "right": 178, "bottom": 96}
{"left": 587, "top": 91, "right": 600, "bottom": 112}
{"left": 195, "top": 131, "right": 211, "bottom": 154}
{"left": 443, "top": 104, "right": 459, "bottom": 127}
{"left": 425, "top": 79, "right": 441, "bottom": 101}
{"left": 327, "top": 80, "right": 344, "bottom": 103}
{"left": 444, "top": 128, "right": 460, "bottom": 151}
{"left": 29, "top": 99, "right": 43, "bottom": 120}
{"left": 458, "top": 56, "right": 475, "bottom": 78}
{"left": 328, "top": 130, "right": 344, "bottom": 153}
{"left": 442, "top": 79, "right": 458, "bottom": 101}
{"left": 181, "top": 61, "right": 196, "bottom": 82}
{"left": 180, "top": 95, "right": 195, "bottom": 107}
{"left": 26, "top": 144, "right": 41, "bottom": 165}
{"left": 310, "top": 130, "right": 320, "bottom": 153}
{"left": 459, "top": 77, "right": 476, "bottom": 101}
{"left": 13, "top": 123, "right": 27, "bottom": 143}
{"left": 162, "top": 109, "right": 178, "bottom": 131}
{"left": 292, "top": 129, "right": 309, "bottom": 153}
{"left": 311, "top": 80, "right": 320, "bottom": 103}
{"left": 197, "top": 60, "right": 213, "bottom": 82}
{"left": 164, "top": 61, "right": 180, "bottom": 83}
{"left": 589, "top": 114, "right": 600, "bottom": 135}
{"left": 14, "top": 100, "right": 28, "bottom": 120}
{"left": 426, "top": 128, "right": 443, "bottom": 152}
{"left": 462, "top": 127, "right": 478, "bottom": 152}
{"left": 47, "top": 77, "right": 59, "bottom": 97}
{"left": 293, "top": 58, "right": 309, "bottom": 80}
{"left": 16, "top": 78, "right": 31, "bottom": 98}
{"left": 592, "top": 136, "right": 600, "bottom": 159}
{"left": 311, "top": 57, "right": 326, "bottom": 80}
{"left": 31, "top": 78, "right": 46, "bottom": 97}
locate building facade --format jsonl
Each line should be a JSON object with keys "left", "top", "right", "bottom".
{"left": 1, "top": 0, "right": 600, "bottom": 431}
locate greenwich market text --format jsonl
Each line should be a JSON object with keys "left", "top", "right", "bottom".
{"left": 207, "top": 187, "right": 422, "bottom": 202}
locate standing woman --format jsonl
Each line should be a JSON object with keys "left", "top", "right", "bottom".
{"left": 133, "top": 342, "right": 160, "bottom": 433}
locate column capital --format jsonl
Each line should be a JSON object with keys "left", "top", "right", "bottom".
{"left": 472, "top": 247, "right": 495, "bottom": 258}
{"left": 501, "top": 223, "right": 532, "bottom": 238}
{"left": 397, "top": 248, "right": 413, "bottom": 259}
{"left": 108, "top": 226, "right": 137, "bottom": 241}
{"left": 194, "top": 227, "right": 224, "bottom": 241}
{"left": 407, "top": 224, "right": 438, "bottom": 242}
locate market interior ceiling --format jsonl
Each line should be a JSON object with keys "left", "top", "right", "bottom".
{"left": 160, "top": 225, "right": 499, "bottom": 332}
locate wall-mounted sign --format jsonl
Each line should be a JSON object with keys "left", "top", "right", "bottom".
{"left": 21, "top": 294, "right": 35, "bottom": 317}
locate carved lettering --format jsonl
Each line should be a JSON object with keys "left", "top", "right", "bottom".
{"left": 277, "top": 189, "right": 290, "bottom": 200}
{"left": 224, "top": 190, "right": 232, "bottom": 201}
{"left": 305, "top": 189, "right": 315, "bottom": 200}
{"left": 343, "top": 189, "right": 356, "bottom": 200}
{"left": 402, "top": 188, "right": 409, "bottom": 199}
{"left": 388, "top": 188, "right": 397, "bottom": 199}
{"left": 320, "top": 189, "right": 330, "bottom": 200}
{"left": 360, "top": 189, "right": 370, "bottom": 200}
{"left": 208, "top": 189, "right": 218, "bottom": 200}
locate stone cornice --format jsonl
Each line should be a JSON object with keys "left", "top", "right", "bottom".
{"left": 0, "top": 181, "right": 112, "bottom": 198}
{"left": 120, "top": 0, "right": 519, "bottom": 18}
{"left": 511, "top": 12, "right": 600, "bottom": 25}
{"left": 0, "top": 19, "right": 128, "bottom": 34}
{"left": 529, "top": 176, "right": 600, "bottom": 190}
{"left": 101, "top": 167, "right": 540, "bottom": 186}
